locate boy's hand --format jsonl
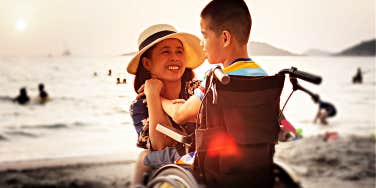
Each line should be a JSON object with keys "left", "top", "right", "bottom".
{"left": 171, "top": 99, "right": 186, "bottom": 104}
{"left": 136, "top": 85, "right": 145, "bottom": 99}
{"left": 144, "top": 78, "right": 163, "bottom": 97}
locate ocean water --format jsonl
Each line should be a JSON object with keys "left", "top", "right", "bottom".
{"left": 0, "top": 56, "right": 374, "bottom": 163}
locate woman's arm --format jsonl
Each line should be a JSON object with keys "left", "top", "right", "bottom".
{"left": 144, "top": 79, "right": 173, "bottom": 150}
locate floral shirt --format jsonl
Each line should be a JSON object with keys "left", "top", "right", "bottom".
{"left": 129, "top": 80, "right": 201, "bottom": 149}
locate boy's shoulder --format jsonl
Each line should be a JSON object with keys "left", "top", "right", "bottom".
{"left": 224, "top": 59, "right": 267, "bottom": 76}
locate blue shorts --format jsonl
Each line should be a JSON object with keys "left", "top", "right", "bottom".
{"left": 144, "top": 147, "right": 181, "bottom": 168}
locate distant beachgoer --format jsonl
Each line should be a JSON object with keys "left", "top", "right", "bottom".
{"left": 93, "top": 72, "right": 98, "bottom": 76}
{"left": 38, "top": 83, "right": 49, "bottom": 103}
{"left": 312, "top": 94, "right": 337, "bottom": 125}
{"left": 122, "top": 78, "right": 127, "bottom": 84}
{"left": 116, "top": 77, "right": 121, "bottom": 84}
{"left": 108, "top": 69, "right": 112, "bottom": 76}
{"left": 352, "top": 67, "right": 363, "bottom": 84}
{"left": 13, "top": 87, "right": 30, "bottom": 105}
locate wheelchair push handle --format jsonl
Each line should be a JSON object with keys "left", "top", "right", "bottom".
{"left": 279, "top": 67, "right": 322, "bottom": 84}
{"left": 212, "top": 66, "right": 231, "bottom": 85}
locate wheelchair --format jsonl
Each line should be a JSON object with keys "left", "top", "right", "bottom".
{"left": 145, "top": 66, "right": 321, "bottom": 188}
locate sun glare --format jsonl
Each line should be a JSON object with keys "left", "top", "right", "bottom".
{"left": 15, "top": 19, "right": 27, "bottom": 32}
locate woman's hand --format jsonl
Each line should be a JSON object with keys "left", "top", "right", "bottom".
{"left": 144, "top": 78, "right": 163, "bottom": 97}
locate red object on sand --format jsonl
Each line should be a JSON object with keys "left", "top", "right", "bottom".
{"left": 324, "top": 131, "right": 338, "bottom": 141}
{"left": 281, "top": 119, "right": 297, "bottom": 136}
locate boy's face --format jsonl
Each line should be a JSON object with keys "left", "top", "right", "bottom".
{"left": 200, "top": 17, "right": 223, "bottom": 64}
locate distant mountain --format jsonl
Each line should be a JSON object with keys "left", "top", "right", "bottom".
{"left": 336, "top": 39, "right": 375, "bottom": 56}
{"left": 248, "top": 41, "right": 296, "bottom": 56}
{"left": 121, "top": 51, "right": 137, "bottom": 56}
{"left": 122, "top": 41, "right": 296, "bottom": 57}
{"left": 303, "top": 49, "right": 331, "bottom": 56}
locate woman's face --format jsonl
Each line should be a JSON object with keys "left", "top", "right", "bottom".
{"left": 143, "top": 38, "right": 186, "bottom": 82}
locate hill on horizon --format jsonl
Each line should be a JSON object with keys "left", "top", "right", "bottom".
{"left": 335, "top": 39, "right": 375, "bottom": 56}
{"left": 248, "top": 41, "right": 296, "bottom": 56}
{"left": 122, "top": 41, "right": 297, "bottom": 57}
{"left": 121, "top": 39, "right": 376, "bottom": 57}
{"left": 121, "top": 51, "right": 137, "bottom": 56}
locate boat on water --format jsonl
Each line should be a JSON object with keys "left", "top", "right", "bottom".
{"left": 62, "top": 49, "right": 71, "bottom": 56}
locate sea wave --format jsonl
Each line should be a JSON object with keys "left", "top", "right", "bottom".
{"left": 20, "top": 123, "right": 69, "bottom": 130}
{"left": 0, "top": 134, "right": 7, "bottom": 141}
{"left": 0, "top": 122, "right": 90, "bottom": 142}
{"left": 0, "top": 96, "right": 13, "bottom": 101}
{"left": 4, "top": 130, "right": 39, "bottom": 138}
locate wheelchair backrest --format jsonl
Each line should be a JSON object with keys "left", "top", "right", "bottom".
{"left": 194, "top": 74, "right": 285, "bottom": 187}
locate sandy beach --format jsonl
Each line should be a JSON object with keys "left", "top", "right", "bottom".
{"left": 0, "top": 154, "right": 135, "bottom": 188}
{"left": 275, "top": 134, "right": 375, "bottom": 188}
{"left": 1, "top": 134, "right": 374, "bottom": 188}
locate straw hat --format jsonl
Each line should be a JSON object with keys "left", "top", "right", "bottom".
{"left": 127, "top": 24, "right": 205, "bottom": 75}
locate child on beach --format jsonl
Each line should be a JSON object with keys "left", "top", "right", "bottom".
{"left": 161, "top": 0, "right": 292, "bottom": 127}
{"left": 312, "top": 94, "right": 337, "bottom": 125}
{"left": 160, "top": 1, "right": 294, "bottom": 186}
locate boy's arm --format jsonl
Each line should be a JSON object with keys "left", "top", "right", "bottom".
{"left": 161, "top": 95, "right": 202, "bottom": 124}
{"left": 313, "top": 109, "right": 320, "bottom": 123}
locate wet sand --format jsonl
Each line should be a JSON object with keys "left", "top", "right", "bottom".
{"left": 0, "top": 135, "right": 375, "bottom": 188}
{"left": 275, "top": 134, "right": 376, "bottom": 188}
{"left": 0, "top": 155, "right": 135, "bottom": 188}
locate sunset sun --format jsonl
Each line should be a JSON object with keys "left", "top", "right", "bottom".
{"left": 15, "top": 18, "right": 27, "bottom": 32}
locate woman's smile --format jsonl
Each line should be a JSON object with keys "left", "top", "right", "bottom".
{"left": 167, "top": 65, "right": 181, "bottom": 71}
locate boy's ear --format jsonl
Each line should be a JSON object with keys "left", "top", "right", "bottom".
{"left": 222, "top": 30, "right": 231, "bottom": 47}
{"left": 141, "top": 57, "right": 152, "bottom": 71}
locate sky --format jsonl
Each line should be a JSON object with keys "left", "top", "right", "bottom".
{"left": 0, "top": 0, "right": 374, "bottom": 56}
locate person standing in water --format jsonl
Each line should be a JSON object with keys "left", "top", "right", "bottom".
{"left": 14, "top": 87, "right": 30, "bottom": 105}
{"left": 38, "top": 83, "right": 49, "bottom": 103}
{"left": 352, "top": 67, "right": 363, "bottom": 84}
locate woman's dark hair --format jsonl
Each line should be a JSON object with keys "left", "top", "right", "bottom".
{"left": 133, "top": 46, "right": 195, "bottom": 93}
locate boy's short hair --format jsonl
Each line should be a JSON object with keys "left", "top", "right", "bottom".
{"left": 201, "top": 0, "right": 252, "bottom": 45}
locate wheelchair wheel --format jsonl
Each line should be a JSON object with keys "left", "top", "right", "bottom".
{"left": 273, "top": 161, "right": 301, "bottom": 188}
{"left": 147, "top": 164, "right": 199, "bottom": 188}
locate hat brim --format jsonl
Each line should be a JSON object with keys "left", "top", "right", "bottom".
{"left": 127, "top": 32, "right": 205, "bottom": 75}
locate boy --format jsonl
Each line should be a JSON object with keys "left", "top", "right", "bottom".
{"left": 161, "top": 1, "right": 294, "bottom": 186}
{"left": 162, "top": 0, "right": 295, "bottom": 133}
{"left": 162, "top": 0, "right": 270, "bottom": 123}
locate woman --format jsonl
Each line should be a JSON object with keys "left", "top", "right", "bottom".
{"left": 127, "top": 24, "right": 204, "bottom": 187}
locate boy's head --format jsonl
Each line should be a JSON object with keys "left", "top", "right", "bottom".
{"left": 200, "top": 0, "right": 251, "bottom": 64}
